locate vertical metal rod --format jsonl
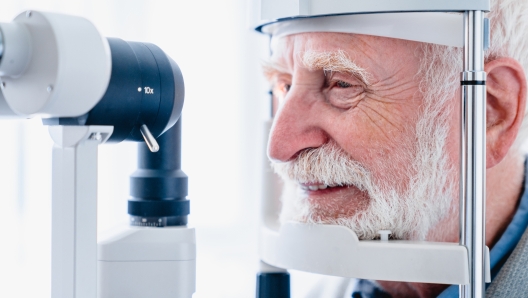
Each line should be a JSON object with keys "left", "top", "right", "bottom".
{"left": 459, "top": 10, "right": 487, "bottom": 298}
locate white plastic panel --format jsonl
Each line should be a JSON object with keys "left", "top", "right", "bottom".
{"left": 98, "top": 260, "right": 196, "bottom": 298}
{"left": 260, "top": 0, "right": 490, "bottom": 21}
{"left": 264, "top": 12, "right": 464, "bottom": 47}
{"left": 261, "top": 119, "right": 283, "bottom": 231}
{"left": 0, "top": 90, "right": 20, "bottom": 117}
{"left": 98, "top": 226, "right": 196, "bottom": 261}
{"left": 260, "top": 222, "right": 476, "bottom": 285}
{"left": 98, "top": 226, "right": 196, "bottom": 298}
{"left": 49, "top": 125, "right": 113, "bottom": 298}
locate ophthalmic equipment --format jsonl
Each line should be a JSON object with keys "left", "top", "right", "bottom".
{"left": 0, "top": 11, "right": 194, "bottom": 298}
{"left": 254, "top": 1, "right": 491, "bottom": 298}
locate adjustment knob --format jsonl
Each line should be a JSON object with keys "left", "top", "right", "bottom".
{"left": 140, "top": 124, "right": 159, "bottom": 152}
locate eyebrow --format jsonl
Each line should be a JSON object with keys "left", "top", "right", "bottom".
{"left": 301, "top": 50, "right": 372, "bottom": 85}
{"left": 261, "top": 59, "right": 289, "bottom": 82}
{"left": 261, "top": 49, "right": 373, "bottom": 86}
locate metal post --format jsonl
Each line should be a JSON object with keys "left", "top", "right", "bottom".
{"left": 49, "top": 125, "right": 113, "bottom": 298}
{"left": 459, "top": 10, "right": 487, "bottom": 298}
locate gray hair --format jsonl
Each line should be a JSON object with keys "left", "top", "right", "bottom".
{"left": 419, "top": 0, "right": 528, "bottom": 148}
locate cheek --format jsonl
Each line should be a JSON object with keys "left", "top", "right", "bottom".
{"left": 327, "top": 102, "right": 420, "bottom": 181}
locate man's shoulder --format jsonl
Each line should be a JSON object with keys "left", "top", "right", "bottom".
{"left": 487, "top": 227, "right": 528, "bottom": 297}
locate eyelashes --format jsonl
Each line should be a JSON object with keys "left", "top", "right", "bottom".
{"left": 335, "top": 80, "right": 353, "bottom": 88}
{"left": 271, "top": 82, "right": 291, "bottom": 100}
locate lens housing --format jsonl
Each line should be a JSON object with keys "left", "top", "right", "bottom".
{"left": 46, "top": 38, "right": 184, "bottom": 143}
{"left": 128, "top": 119, "right": 189, "bottom": 226}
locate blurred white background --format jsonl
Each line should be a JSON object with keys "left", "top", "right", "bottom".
{"left": 5, "top": 2, "right": 525, "bottom": 298}
{"left": 0, "top": 1, "right": 329, "bottom": 297}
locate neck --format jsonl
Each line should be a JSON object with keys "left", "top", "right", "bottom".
{"left": 379, "top": 150, "right": 525, "bottom": 298}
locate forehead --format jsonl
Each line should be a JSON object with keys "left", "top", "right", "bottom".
{"left": 269, "top": 32, "right": 420, "bottom": 75}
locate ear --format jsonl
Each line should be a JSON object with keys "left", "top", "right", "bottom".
{"left": 485, "top": 57, "right": 527, "bottom": 168}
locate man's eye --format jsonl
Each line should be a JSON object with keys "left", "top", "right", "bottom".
{"left": 326, "top": 78, "right": 365, "bottom": 110}
{"left": 273, "top": 83, "right": 291, "bottom": 96}
{"left": 336, "top": 80, "right": 352, "bottom": 88}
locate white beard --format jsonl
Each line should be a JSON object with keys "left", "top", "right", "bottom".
{"left": 272, "top": 105, "right": 456, "bottom": 241}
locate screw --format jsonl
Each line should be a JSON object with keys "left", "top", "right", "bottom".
{"left": 378, "top": 230, "right": 392, "bottom": 241}
{"left": 89, "top": 132, "right": 102, "bottom": 141}
{"left": 26, "top": 11, "right": 32, "bottom": 18}
{"left": 46, "top": 85, "right": 53, "bottom": 93}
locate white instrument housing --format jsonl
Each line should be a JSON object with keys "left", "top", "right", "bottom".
{"left": 98, "top": 226, "right": 196, "bottom": 298}
{"left": 0, "top": 11, "right": 111, "bottom": 117}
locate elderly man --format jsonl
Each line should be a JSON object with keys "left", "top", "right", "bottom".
{"left": 263, "top": 0, "right": 528, "bottom": 297}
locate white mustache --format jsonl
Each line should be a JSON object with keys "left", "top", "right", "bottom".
{"left": 271, "top": 142, "right": 372, "bottom": 192}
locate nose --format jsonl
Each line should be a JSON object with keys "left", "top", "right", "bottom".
{"left": 267, "top": 87, "right": 328, "bottom": 162}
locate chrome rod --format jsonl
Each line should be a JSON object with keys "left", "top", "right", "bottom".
{"left": 460, "top": 10, "right": 487, "bottom": 298}
{"left": 140, "top": 124, "right": 160, "bottom": 153}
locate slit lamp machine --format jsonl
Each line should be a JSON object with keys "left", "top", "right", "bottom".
{"left": 0, "top": 0, "right": 491, "bottom": 297}
{"left": 0, "top": 10, "right": 193, "bottom": 298}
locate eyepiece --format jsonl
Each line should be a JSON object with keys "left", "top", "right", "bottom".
{"left": 0, "top": 22, "right": 31, "bottom": 78}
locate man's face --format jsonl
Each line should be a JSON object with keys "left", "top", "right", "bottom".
{"left": 265, "top": 32, "right": 459, "bottom": 240}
